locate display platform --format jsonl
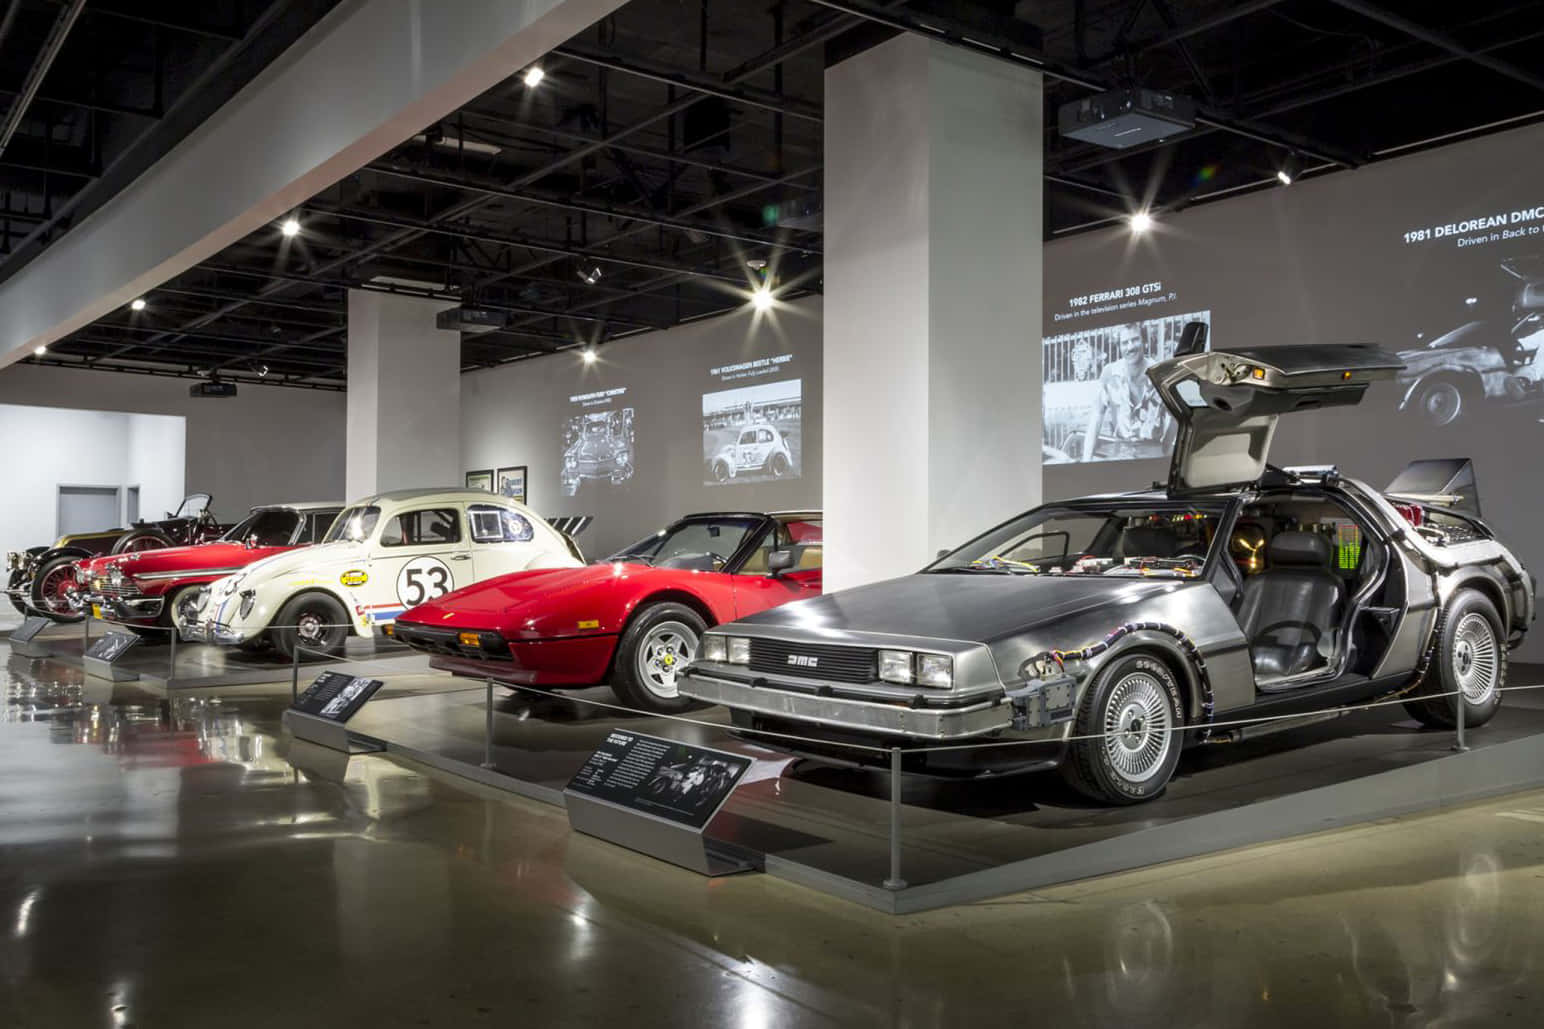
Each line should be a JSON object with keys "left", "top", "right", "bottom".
{"left": 337, "top": 670, "right": 1544, "bottom": 913}
{"left": 25, "top": 623, "right": 431, "bottom": 690}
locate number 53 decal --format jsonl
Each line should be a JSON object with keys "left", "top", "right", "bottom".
{"left": 396, "top": 556, "right": 454, "bottom": 608}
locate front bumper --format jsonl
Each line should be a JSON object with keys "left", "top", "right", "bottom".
{"left": 395, "top": 621, "right": 617, "bottom": 685}
{"left": 180, "top": 619, "right": 251, "bottom": 645}
{"left": 678, "top": 669, "right": 1014, "bottom": 741}
{"left": 83, "top": 594, "right": 164, "bottom": 623}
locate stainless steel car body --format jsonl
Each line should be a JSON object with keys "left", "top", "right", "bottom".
{"left": 679, "top": 343, "right": 1535, "bottom": 775}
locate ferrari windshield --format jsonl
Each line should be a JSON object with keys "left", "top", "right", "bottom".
{"left": 322, "top": 505, "right": 381, "bottom": 544}
{"left": 928, "top": 504, "right": 1224, "bottom": 578}
{"left": 609, "top": 517, "right": 762, "bottom": 569}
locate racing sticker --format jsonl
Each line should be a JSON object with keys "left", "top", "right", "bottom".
{"left": 396, "top": 556, "right": 454, "bottom": 608}
{"left": 340, "top": 569, "right": 368, "bottom": 587}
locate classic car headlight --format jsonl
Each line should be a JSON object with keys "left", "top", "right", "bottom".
{"left": 238, "top": 590, "right": 257, "bottom": 618}
{"left": 108, "top": 564, "right": 125, "bottom": 586}
{"left": 5, "top": 551, "right": 18, "bottom": 571}
{"left": 702, "top": 635, "right": 728, "bottom": 662}
{"left": 879, "top": 650, "right": 953, "bottom": 688}
{"left": 727, "top": 637, "right": 751, "bottom": 665}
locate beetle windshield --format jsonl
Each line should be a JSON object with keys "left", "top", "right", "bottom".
{"left": 322, "top": 505, "right": 381, "bottom": 544}
{"left": 927, "top": 504, "right": 1224, "bottom": 578}
{"left": 608, "top": 517, "right": 762, "bottom": 570}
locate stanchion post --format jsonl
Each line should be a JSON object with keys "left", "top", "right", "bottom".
{"left": 82, "top": 609, "right": 90, "bottom": 650}
{"left": 167, "top": 624, "right": 177, "bottom": 682}
{"left": 481, "top": 677, "right": 495, "bottom": 769}
{"left": 883, "top": 746, "right": 907, "bottom": 892}
{"left": 290, "top": 642, "right": 301, "bottom": 703}
{"left": 1453, "top": 689, "right": 1469, "bottom": 752}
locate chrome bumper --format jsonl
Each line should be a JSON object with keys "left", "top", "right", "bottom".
{"left": 678, "top": 670, "right": 1014, "bottom": 740}
{"left": 81, "top": 592, "right": 163, "bottom": 620}
{"left": 180, "top": 619, "right": 249, "bottom": 645}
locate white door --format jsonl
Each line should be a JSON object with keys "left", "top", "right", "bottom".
{"left": 467, "top": 503, "right": 545, "bottom": 580}
{"left": 363, "top": 505, "right": 471, "bottom": 625}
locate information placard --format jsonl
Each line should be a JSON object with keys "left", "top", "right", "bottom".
{"left": 567, "top": 731, "right": 751, "bottom": 830}
{"left": 85, "top": 631, "right": 140, "bottom": 662}
{"left": 290, "top": 671, "right": 384, "bottom": 723}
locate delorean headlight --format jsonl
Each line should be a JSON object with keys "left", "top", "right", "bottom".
{"left": 916, "top": 653, "right": 953, "bottom": 688}
{"left": 727, "top": 637, "right": 751, "bottom": 665}
{"left": 879, "top": 650, "right": 913, "bottom": 685}
{"left": 702, "top": 635, "right": 728, "bottom": 663}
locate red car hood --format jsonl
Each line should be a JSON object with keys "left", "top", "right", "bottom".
{"left": 80, "top": 540, "right": 294, "bottom": 577}
{"left": 398, "top": 561, "right": 691, "bottom": 632}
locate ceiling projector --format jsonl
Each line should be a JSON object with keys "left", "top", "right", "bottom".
{"left": 1058, "top": 88, "right": 1195, "bottom": 149}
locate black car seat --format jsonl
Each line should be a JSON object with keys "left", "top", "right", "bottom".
{"left": 1115, "top": 525, "right": 1179, "bottom": 561}
{"left": 1236, "top": 531, "right": 1345, "bottom": 679}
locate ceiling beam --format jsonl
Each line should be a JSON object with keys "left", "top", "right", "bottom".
{"left": 1325, "top": 0, "right": 1544, "bottom": 94}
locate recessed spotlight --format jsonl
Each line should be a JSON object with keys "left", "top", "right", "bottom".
{"left": 280, "top": 217, "right": 301, "bottom": 238}
{"left": 1129, "top": 211, "right": 1153, "bottom": 234}
{"left": 580, "top": 347, "right": 598, "bottom": 364}
{"left": 746, "top": 258, "right": 768, "bottom": 272}
{"left": 1275, "top": 169, "right": 1293, "bottom": 186}
{"left": 130, "top": 298, "right": 146, "bottom": 311}
{"left": 751, "top": 287, "right": 775, "bottom": 312}
{"left": 1276, "top": 152, "right": 1301, "bottom": 187}
{"left": 523, "top": 66, "right": 544, "bottom": 88}
{"left": 33, "top": 345, "right": 46, "bottom": 356}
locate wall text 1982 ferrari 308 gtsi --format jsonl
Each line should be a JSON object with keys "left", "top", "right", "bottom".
{"left": 392, "top": 511, "right": 822, "bottom": 713}
{"left": 678, "top": 341, "right": 1535, "bottom": 805}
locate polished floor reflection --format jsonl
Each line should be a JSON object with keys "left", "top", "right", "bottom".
{"left": 3, "top": 642, "right": 1542, "bottom": 1027}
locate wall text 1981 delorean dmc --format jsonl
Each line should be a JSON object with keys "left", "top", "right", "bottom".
{"left": 679, "top": 341, "right": 1536, "bottom": 805}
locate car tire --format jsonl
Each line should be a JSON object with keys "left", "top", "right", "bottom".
{"left": 769, "top": 452, "right": 790, "bottom": 478}
{"left": 1404, "top": 591, "right": 1505, "bottom": 730}
{"left": 161, "top": 585, "right": 202, "bottom": 630}
{"left": 272, "top": 592, "right": 350, "bottom": 661}
{"left": 610, "top": 602, "right": 707, "bottom": 714}
{"left": 1061, "top": 652, "right": 1185, "bottom": 805}
{"left": 1410, "top": 379, "right": 1467, "bottom": 428}
{"left": 712, "top": 460, "right": 732, "bottom": 484}
{"left": 28, "top": 555, "right": 85, "bottom": 623}
{"left": 111, "top": 529, "right": 175, "bottom": 555}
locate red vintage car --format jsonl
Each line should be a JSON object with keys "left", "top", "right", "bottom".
{"left": 74, "top": 502, "right": 342, "bottom": 633}
{"left": 393, "top": 511, "right": 822, "bottom": 712}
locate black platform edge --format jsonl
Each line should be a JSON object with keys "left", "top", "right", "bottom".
{"left": 356, "top": 729, "right": 569, "bottom": 809}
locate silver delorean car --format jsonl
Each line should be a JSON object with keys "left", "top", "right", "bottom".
{"left": 679, "top": 342, "right": 1535, "bottom": 805}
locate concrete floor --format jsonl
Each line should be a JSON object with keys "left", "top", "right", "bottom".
{"left": 4, "top": 643, "right": 1544, "bottom": 1027}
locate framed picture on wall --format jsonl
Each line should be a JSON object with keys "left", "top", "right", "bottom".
{"left": 496, "top": 465, "right": 527, "bottom": 504}
{"left": 465, "top": 469, "right": 494, "bottom": 492}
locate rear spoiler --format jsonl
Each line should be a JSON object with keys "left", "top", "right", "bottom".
{"left": 1384, "top": 458, "right": 1481, "bottom": 517}
{"left": 546, "top": 515, "right": 593, "bottom": 564}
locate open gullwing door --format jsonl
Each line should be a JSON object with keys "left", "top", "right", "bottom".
{"left": 1147, "top": 343, "right": 1404, "bottom": 493}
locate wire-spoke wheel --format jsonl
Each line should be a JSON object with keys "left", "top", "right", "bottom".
{"left": 1405, "top": 590, "right": 1505, "bottom": 730}
{"left": 1064, "top": 652, "right": 1185, "bottom": 805}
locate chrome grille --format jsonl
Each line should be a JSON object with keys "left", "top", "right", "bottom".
{"left": 747, "top": 638, "right": 876, "bottom": 684}
{"left": 90, "top": 579, "right": 143, "bottom": 601}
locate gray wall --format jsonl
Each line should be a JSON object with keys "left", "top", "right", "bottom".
{"left": 1040, "top": 119, "right": 1544, "bottom": 657}
{"left": 0, "top": 364, "right": 346, "bottom": 522}
{"left": 462, "top": 297, "right": 823, "bottom": 559}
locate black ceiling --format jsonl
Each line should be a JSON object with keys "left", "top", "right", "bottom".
{"left": 8, "top": 0, "right": 1544, "bottom": 390}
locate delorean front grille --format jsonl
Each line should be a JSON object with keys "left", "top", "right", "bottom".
{"left": 747, "top": 638, "right": 876, "bottom": 684}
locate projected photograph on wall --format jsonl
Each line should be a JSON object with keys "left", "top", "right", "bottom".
{"left": 560, "top": 407, "right": 635, "bottom": 497}
{"left": 1395, "top": 253, "right": 1544, "bottom": 428}
{"left": 1042, "top": 310, "right": 1211, "bottom": 464}
{"left": 702, "top": 378, "right": 802, "bottom": 485}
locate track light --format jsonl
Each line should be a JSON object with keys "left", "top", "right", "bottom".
{"left": 130, "top": 297, "right": 146, "bottom": 311}
{"left": 577, "top": 263, "right": 603, "bottom": 286}
{"left": 751, "top": 287, "right": 775, "bottom": 312}
{"left": 523, "top": 66, "right": 544, "bottom": 88}
{"left": 1128, "top": 210, "right": 1153, "bottom": 234}
{"left": 280, "top": 216, "right": 301, "bottom": 237}
{"left": 1276, "top": 152, "right": 1300, "bottom": 186}
{"left": 580, "top": 347, "right": 598, "bottom": 365}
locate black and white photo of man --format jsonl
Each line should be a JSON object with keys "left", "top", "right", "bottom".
{"left": 1081, "top": 323, "right": 1167, "bottom": 461}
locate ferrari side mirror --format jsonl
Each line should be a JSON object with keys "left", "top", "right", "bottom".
{"left": 766, "top": 549, "right": 796, "bottom": 576}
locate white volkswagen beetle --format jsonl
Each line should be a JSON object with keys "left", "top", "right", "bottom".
{"left": 179, "top": 488, "right": 581, "bottom": 658}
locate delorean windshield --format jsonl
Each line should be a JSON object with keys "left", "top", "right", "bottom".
{"left": 927, "top": 503, "right": 1224, "bottom": 578}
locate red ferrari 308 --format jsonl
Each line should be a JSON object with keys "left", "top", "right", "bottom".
{"left": 392, "top": 511, "right": 822, "bottom": 712}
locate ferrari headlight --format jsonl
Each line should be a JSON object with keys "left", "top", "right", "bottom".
{"left": 727, "top": 637, "right": 751, "bottom": 665}
{"left": 702, "top": 635, "right": 728, "bottom": 663}
{"left": 916, "top": 653, "right": 953, "bottom": 688}
{"left": 879, "top": 650, "right": 914, "bottom": 685}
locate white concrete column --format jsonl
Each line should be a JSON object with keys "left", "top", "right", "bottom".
{"left": 823, "top": 34, "right": 1043, "bottom": 591}
{"left": 346, "top": 291, "right": 461, "bottom": 499}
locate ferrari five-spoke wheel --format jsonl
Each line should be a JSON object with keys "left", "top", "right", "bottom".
{"left": 1406, "top": 591, "right": 1505, "bottom": 730}
{"left": 1063, "top": 652, "right": 1185, "bottom": 805}
{"left": 611, "top": 601, "right": 708, "bottom": 714}
{"left": 272, "top": 592, "right": 349, "bottom": 661}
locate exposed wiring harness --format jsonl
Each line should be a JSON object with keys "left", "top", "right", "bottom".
{"left": 1024, "top": 622, "right": 1217, "bottom": 742}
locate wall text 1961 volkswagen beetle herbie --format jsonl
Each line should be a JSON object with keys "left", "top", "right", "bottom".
{"left": 679, "top": 342, "right": 1536, "bottom": 805}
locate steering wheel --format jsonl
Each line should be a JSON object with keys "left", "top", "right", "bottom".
{"left": 707, "top": 551, "right": 727, "bottom": 571}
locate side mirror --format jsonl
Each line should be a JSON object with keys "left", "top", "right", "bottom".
{"left": 766, "top": 549, "right": 796, "bottom": 576}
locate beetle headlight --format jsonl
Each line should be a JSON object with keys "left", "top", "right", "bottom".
{"left": 916, "top": 653, "right": 953, "bottom": 688}
{"left": 879, "top": 650, "right": 914, "bottom": 685}
{"left": 702, "top": 635, "right": 727, "bottom": 663}
{"left": 238, "top": 590, "right": 256, "bottom": 619}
